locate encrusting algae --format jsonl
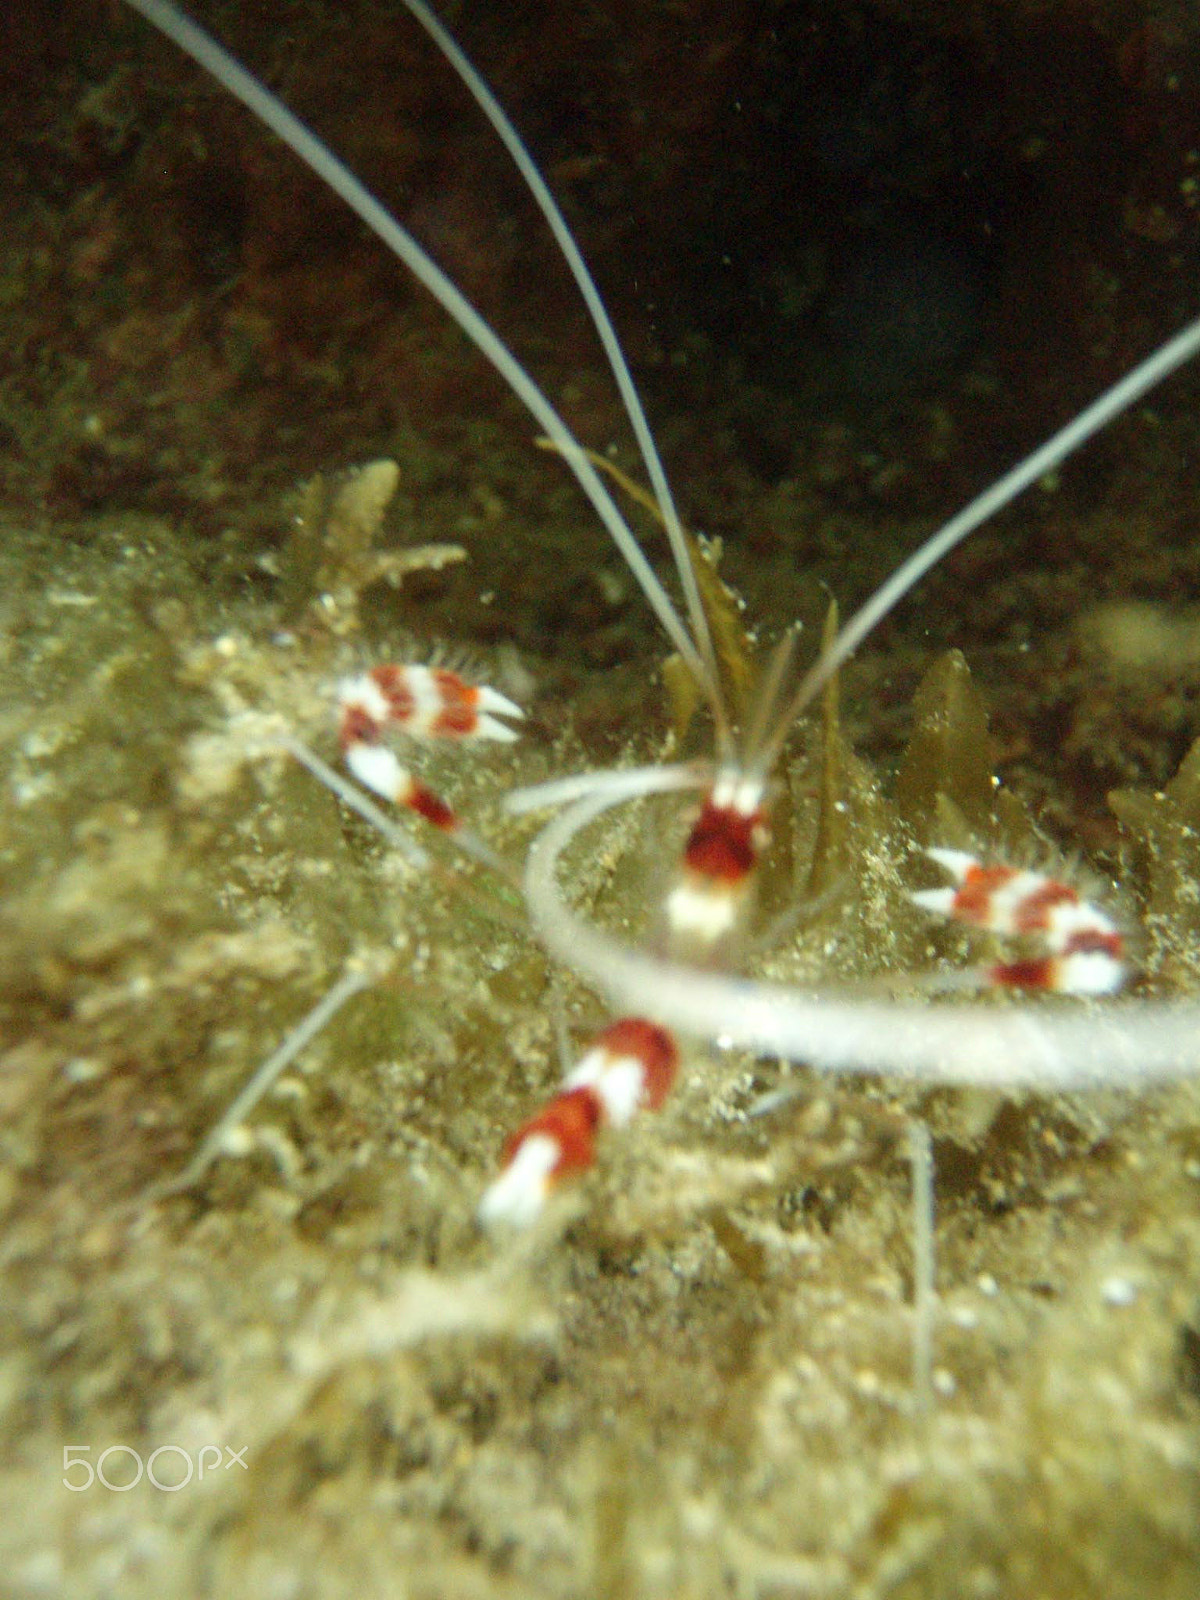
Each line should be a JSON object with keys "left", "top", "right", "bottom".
{"left": 1, "top": 2, "right": 1199, "bottom": 1597}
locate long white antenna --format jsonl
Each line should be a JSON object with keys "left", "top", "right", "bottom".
{"left": 121, "top": 0, "right": 716, "bottom": 698}
{"left": 399, "top": 0, "right": 723, "bottom": 720}
{"left": 763, "top": 312, "right": 1200, "bottom": 758}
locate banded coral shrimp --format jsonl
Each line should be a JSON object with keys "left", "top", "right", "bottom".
{"left": 6, "top": 1, "right": 1200, "bottom": 1594}
{"left": 125, "top": 0, "right": 1200, "bottom": 1166}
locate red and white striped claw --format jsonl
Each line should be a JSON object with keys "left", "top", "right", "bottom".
{"left": 477, "top": 1018, "right": 679, "bottom": 1227}
{"left": 335, "top": 663, "right": 524, "bottom": 831}
{"left": 912, "top": 848, "right": 1127, "bottom": 996}
{"left": 339, "top": 664, "right": 524, "bottom": 746}
{"left": 341, "top": 741, "right": 459, "bottom": 831}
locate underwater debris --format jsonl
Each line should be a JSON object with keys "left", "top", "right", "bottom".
{"left": 1111, "top": 733, "right": 1200, "bottom": 984}
{"left": 281, "top": 457, "right": 467, "bottom": 632}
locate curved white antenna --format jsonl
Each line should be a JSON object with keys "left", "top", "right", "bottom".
{"left": 399, "top": 0, "right": 723, "bottom": 722}
{"left": 522, "top": 767, "right": 1200, "bottom": 1092}
{"left": 121, "top": 0, "right": 713, "bottom": 693}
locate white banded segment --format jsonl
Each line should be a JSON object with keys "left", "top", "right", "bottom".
{"left": 477, "top": 1133, "right": 563, "bottom": 1230}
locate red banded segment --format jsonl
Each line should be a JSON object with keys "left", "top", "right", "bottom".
{"left": 403, "top": 778, "right": 458, "bottom": 832}
{"left": 593, "top": 1018, "right": 678, "bottom": 1110}
{"left": 666, "top": 771, "right": 770, "bottom": 956}
{"left": 501, "top": 1085, "right": 604, "bottom": 1178}
{"left": 683, "top": 798, "right": 764, "bottom": 884}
